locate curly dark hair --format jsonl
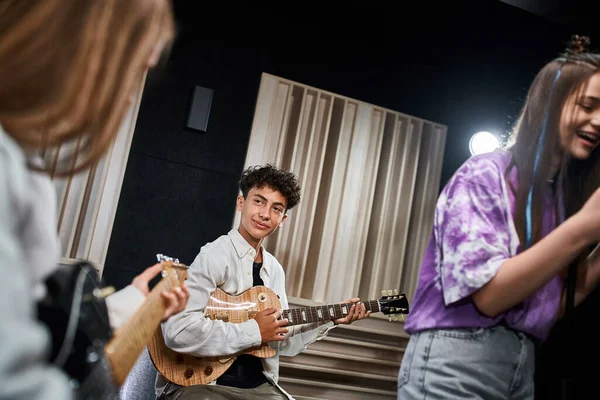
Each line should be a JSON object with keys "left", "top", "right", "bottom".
{"left": 239, "top": 164, "right": 301, "bottom": 211}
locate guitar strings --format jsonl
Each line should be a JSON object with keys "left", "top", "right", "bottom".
{"left": 282, "top": 300, "right": 380, "bottom": 325}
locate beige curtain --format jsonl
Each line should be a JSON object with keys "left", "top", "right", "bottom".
{"left": 234, "top": 73, "right": 447, "bottom": 304}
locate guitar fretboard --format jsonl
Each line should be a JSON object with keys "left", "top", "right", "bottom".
{"left": 282, "top": 300, "right": 380, "bottom": 326}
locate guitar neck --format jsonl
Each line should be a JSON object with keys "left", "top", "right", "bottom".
{"left": 104, "top": 270, "right": 180, "bottom": 386}
{"left": 282, "top": 299, "right": 380, "bottom": 326}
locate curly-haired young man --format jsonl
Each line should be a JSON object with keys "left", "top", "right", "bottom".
{"left": 157, "top": 164, "right": 369, "bottom": 400}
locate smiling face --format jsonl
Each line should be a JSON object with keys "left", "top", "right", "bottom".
{"left": 237, "top": 185, "right": 288, "bottom": 248}
{"left": 559, "top": 72, "right": 600, "bottom": 159}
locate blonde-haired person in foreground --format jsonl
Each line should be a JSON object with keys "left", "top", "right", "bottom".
{"left": 0, "top": 1, "right": 188, "bottom": 399}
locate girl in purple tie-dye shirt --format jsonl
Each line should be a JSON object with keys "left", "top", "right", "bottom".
{"left": 398, "top": 36, "right": 600, "bottom": 400}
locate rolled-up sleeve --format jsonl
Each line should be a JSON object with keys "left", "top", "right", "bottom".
{"left": 438, "top": 162, "right": 515, "bottom": 306}
{"left": 105, "top": 285, "right": 146, "bottom": 330}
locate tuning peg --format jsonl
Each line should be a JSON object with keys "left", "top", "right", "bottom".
{"left": 156, "top": 253, "right": 179, "bottom": 264}
{"left": 400, "top": 314, "right": 405, "bottom": 322}
{"left": 387, "top": 290, "right": 393, "bottom": 296}
{"left": 394, "top": 289, "right": 399, "bottom": 295}
{"left": 381, "top": 290, "right": 387, "bottom": 296}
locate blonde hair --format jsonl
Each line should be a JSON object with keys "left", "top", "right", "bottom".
{"left": 0, "top": 0, "right": 175, "bottom": 176}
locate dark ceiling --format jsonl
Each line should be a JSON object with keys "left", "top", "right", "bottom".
{"left": 497, "top": 0, "right": 599, "bottom": 36}
{"left": 174, "top": 1, "right": 599, "bottom": 43}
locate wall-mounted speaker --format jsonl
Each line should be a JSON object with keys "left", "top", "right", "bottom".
{"left": 186, "top": 85, "right": 214, "bottom": 132}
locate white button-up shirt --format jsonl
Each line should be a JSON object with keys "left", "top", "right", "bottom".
{"left": 157, "top": 228, "right": 335, "bottom": 398}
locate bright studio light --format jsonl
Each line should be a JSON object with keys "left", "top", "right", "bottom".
{"left": 469, "top": 131, "right": 499, "bottom": 156}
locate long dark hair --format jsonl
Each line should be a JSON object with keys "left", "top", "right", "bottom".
{"left": 508, "top": 36, "right": 600, "bottom": 253}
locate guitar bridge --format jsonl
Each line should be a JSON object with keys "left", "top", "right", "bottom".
{"left": 212, "top": 313, "right": 229, "bottom": 322}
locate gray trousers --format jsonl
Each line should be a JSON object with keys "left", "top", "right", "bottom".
{"left": 166, "top": 382, "right": 288, "bottom": 400}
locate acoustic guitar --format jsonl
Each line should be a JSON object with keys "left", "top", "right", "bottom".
{"left": 38, "top": 254, "right": 188, "bottom": 399}
{"left": 148, "top": 286, "right": 408, "bottom": 386}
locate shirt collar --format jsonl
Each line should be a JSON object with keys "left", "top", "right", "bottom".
{"left": 227, "top": 228, "right": 273, "bottom": 276}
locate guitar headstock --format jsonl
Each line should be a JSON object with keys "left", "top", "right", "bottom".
{"left": 156, "top": 254, "right": 189, "bottom": 283}
{"left": 379, "top": 289, "right": 409, "bottom": 322}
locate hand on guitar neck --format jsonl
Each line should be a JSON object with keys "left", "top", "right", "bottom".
{"left": 254, "top": 307, "right": 289, "bottom": 343}
{"left": 254, "top": 298, "right": 370, "bottom": 344}
{"left": 131, "top": 263, "right": 190, "bottom": 322}
{"left": 332, "top": 297, "right": 371, "bottom": 325}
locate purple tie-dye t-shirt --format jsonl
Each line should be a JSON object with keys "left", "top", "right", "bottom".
{"left": 404, "top": 149, "right": 563, "bottom": 341}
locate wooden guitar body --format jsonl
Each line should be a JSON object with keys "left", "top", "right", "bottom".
{"left": 149, "top": 286, "right": 280, "bottom": 386}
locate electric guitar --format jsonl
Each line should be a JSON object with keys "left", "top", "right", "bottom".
{"left": 37, "top": 254, "right": 188, "bottom": 399}
{"left": 148, "top": 286, "right": 408, "bottom": 386}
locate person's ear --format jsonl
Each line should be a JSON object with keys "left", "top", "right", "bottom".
{"left": 279, "top": 214, "right": 288, "bottom": 227}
